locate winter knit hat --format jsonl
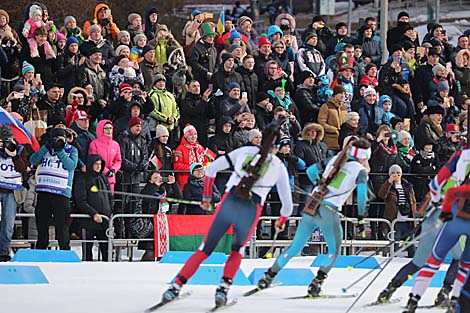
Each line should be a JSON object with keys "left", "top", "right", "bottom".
{"left": 332, "top": 84, "right": 346, "bottom": 96}
{"left": 115, "top": 45, "right": 130, "bottom": 56}
{"left": 183, "top": 124, "right": 197, "bottom": 137}
{"left": 397, "top": 131, "right": 411, "bottom": 142}
{"left": 127, "top": 13, "right": 141, "bottom": 24}
{"left": 190, "top": 162, "right": 203, "bottom": 174}
{"left": 379, "top": 95, "right": 392, "bottom": 106}
{"left": 278, "top": 135, "right": 291, "bottom": 148}
{"left": 432, "top": 64, "right": 445, "bottom": 76}
{"left": 343, "top": 112, "right": 359, "bottom": 124}
{"left": 56, "top": 32, "right": 67, "bottom": 42}
{"left": 65, "top": 37, "right": 79, "bottom": 49}
{"left": 248, "top": 129, "right": 262, "bottom": 142}
{"left": 64, "top": 16, "right": 76, "bottom": 26}
{"left": 229, "top": 43, "right": 242, "bottom": 52}
{"left": 229, "top": 29, "right": 242, "bottom": 42}
{"left": 227, "top": 82, "right": 240, "bottom": 92}
{"left": 299, "top": 71, "right": 315, "bottom": 83}
{"left": 154, "top": 74, "right": 166, "bottom": 84}
{"left": 128, "top": 116, "right": 142, "bottom": 128}
{"left": 22, "top": 61, "right": 35, "bottom": 76}
{"left": 142, "top": 45, "right": 153, "bottom": 56}
{"left": 29, "top": 4, "right": 42, "bottom": 19}
{"left": 119, "top": 83, "right": 132, "bottom": 94}
{"left": 221, "top": 52, "right": 235, "bottom": 64}
{"left": 155, "top": 124, "right": 169, "bottom": 138}
{"left": 117, "top": 30, "right": 130, "bottom": 42}
{"left": 89, "top": 24, "right": 101, "bottom": 35}
{"left": 437, "top": 80, "right": 450, "bottom": 92}
{"left": 389, "top": 164, "right": 402, "bottom": 175}
{"left": 397, "top": 11, "right": 410, "bottom": 21}
{"left": 133, "top": 33, "right": 147, "bottom": 45}
{"left": 258, "top": 36, "right": 271, "bottom": 48}
{"left": 364, "top": 86, "right": 377, "bottom": 97}
{"left": 256, "top": 92, "right": 270, "bottom": 103}
{"left": 238, "top": 16, "right": 253, "bottom": 27}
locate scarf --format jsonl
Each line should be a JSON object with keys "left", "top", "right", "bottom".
{"left": 419, "top": 150, "right": 435, "bottom": 159}
{"left": 190, "top": 177, "right": 205, "bottom": 188}
{"left": 267, "top": 90, "right": 292, "bottom": 111}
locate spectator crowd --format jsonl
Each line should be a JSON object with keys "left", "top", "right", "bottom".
{"left": 0, "top": 2, "right": 468, "bottom": 261}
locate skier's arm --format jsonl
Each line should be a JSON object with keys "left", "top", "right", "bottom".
{"left": 442, "top": 185, "right": 470, "bottom": 213}
{"left": 202, "top": 151, "right": 234, "bottom": 200}
{"left": 355, "top": 169, "right": 369, "bottom": 216}
{"left": 429, "top": 150, "right": 461, "bottom": 203}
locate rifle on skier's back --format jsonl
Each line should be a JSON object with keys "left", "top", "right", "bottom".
{"left": 303, "top": 145, "right": 350, "bottom": 216}
{"left": 234, "top": 117, "right": 285, "bottom": 199}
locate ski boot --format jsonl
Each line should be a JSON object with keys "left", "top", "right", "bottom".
{"left": 162, "top": 283, "right": 181, "bottom": 304}
{"left": 215, "top": 277, "right": 232, "bottom": 307}
{"left": 403, "top": 293, "right": 420, "bottom": 313}
{"left": 377, "top": 280, "right": 400, "bottom": 303}
{"left": 308, "top": 271, "right": 327, "bottom": 297}
{"left": 257, "top": 268, "right": 276, "bottom": 290}
{"left": 445, "top": 297, "right": 459, "bottom": 313}
{"left": 435, "top": 284, "right": 452, "bottom": 307}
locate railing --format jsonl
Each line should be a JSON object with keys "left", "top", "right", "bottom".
{"left": 13, "top": 213, "right": 110, "bottom": 260}
{"left": 12, "top": 212, "right": 426, "bottom": 261}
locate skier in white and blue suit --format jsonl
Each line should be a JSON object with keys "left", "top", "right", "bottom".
{"left": 256, "top": 138, "right": 371, "bottom": 297}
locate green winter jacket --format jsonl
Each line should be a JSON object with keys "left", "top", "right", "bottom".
{"left": 149, "top": 87, "right": 180, "bottom": 131}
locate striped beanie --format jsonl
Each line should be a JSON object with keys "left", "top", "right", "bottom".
{"left": 22, "top": 61, "right": 35, "bottom": 76}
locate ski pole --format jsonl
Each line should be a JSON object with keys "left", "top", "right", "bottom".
{"left": 346, "top": 222, "right": 423, "bottom": 271}
{"left": 341, "top": 218, "right": 443, "bottom": 294}
{"left": 344, "top": 257, "right": 394, "bottom": 313}
{"left": 90, "top": 186, "right": 203, "bottom": 205}
{"left": 263, "top": 230, "right": 280, "bottom": 259}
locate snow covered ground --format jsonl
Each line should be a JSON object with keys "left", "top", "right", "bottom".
{"left": 0, "top": 256, "right": 450, "bottom": 313}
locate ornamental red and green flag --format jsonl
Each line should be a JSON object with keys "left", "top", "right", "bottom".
{"left": 150, "top": 155, "right": 163, "bottom": 170}
{"left": 160, "top": 215, "right": 233, "bottom": 254}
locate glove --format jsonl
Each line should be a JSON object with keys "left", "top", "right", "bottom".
{"left": 136, "top": 162, "right": 146, "bottom": 171}
{"left": 275, "top": 215, "right": 288, "bottom": 233}
{"left": 106, "top": 169, "right": 115, "bottom": 177}
{"left": 52, "top": 138, "right": 65, "bottom": 151}
{"left": 357, "top": 215, "right": 366, "bottom": 238}
{"left": 439, "top": 212, "right": 453, "bottom": 222}
{"left": 431, "top": 201, "right": 441, "bottom": 209}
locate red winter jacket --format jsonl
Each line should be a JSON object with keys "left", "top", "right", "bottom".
{"left": 174, "top": 137, "right": 207, "bottom": 189}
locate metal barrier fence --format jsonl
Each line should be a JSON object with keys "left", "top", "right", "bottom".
{"left": 13, "top": 213, "right": 110, "bottom": 260}
{"left": 11, "top": 212, "right": 425, "bottom": 261}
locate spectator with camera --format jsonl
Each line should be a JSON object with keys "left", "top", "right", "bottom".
{"left": 0, "top": 125, "right": 28, "bottom": 261}
{"left": 36, "top": 82, "right": 67, "bottom": 127}
{"left": 182, "top": 163, "right": 221, "bottom": 215}
{"left": 179, "top": 80, "right": 214, "bottom": 148}
{"left": 83, "top": 4, "right": 120, "bottom": 44}
{"left": 29, "top": 127, "right": 78, "bottom": 250}
{"left": 369, "top": 124, "right": 398, "bottom": 240}
{"left": 434, "top": 123, "right": 464, "bottom": 167}
{"left": 409, "top": 142, "right": 439, "bottom": 202}
{"left": 378, "top": 164, "right": 417, "bottom": 258}
{"left": 74, "top": 154, "right": 112, "bottom": 261}
{"left": 132, "top": 170, "right": 180, "bottom": 261}
{"left": 70, "top": 110, "right": 96, "bottom": 172}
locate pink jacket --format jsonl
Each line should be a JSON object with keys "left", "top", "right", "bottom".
{"left": 88, "top": 119, "right": 122, "bottom": 192}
